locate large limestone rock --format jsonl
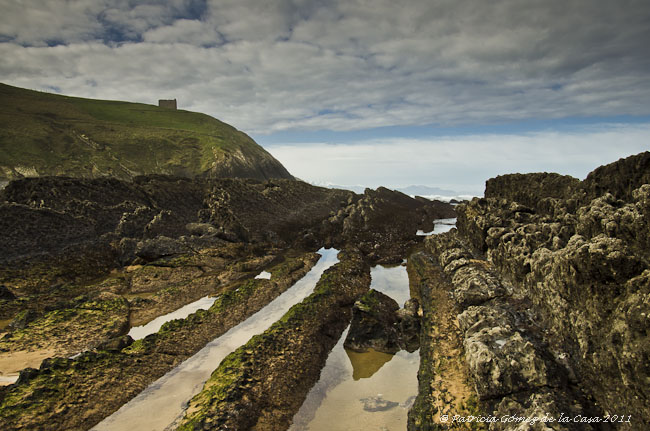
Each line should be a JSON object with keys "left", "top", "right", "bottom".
{"left": 448, "top": 151, "right": 650, "bottom": 428}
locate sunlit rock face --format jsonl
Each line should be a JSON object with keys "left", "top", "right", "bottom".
{"left": 444, "top": 151, "right": 650, "bottom": 428}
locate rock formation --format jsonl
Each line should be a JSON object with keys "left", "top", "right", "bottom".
{"left": 4, "top": 111, "right": 646, "bottom": 431}
{"left": 410, "top": 151, "right": 650, "bottom": 430}
{"left": 344, "top": 289, "right": 420, "bottom": 354}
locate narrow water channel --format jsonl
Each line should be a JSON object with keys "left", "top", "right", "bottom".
{"left": 0, "top": 320, "right": 13, "bottom": 385}
{"left": 290, "top": 264, "right": 419, "bottom": 431}
{"left": 128, "top": 295, "right": 219, "bottom": 340}
{"left": 92, "top": 247, "right": 340, "bottom": 431}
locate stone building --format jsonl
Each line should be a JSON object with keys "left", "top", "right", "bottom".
{"left": 158, "top": 99, "right": 177, "bottom": 110}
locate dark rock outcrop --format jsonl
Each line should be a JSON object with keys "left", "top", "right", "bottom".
{"left": 485, "top": 172, "right": 581, "bottom": 211}
{"left": 0, "top": 286, "right": 15, "bottom": 301}
{"left": 326, "top": 187, "right": 454, "bottom": 263}
{"left": 0, "top": 175, "right": 206, "bottom": 265}
{"left": 344, "top": 289, "right": 402, "bottom": 354}
{"left": 582, "top": 151, "right": 650, "bottom": 201}
{"left": 199, "top": 178, "right": 355, "bottom": 246}
{"left": 397, "top": 298, "right": 421, "bottom": 353}
{"left": 344, "top": 289, "right": 421, "bottom": 354}
{"left": 1, "top": 175, "right": 453, "bottom": 274}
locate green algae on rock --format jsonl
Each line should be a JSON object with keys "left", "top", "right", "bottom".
{"left": 0, "top": 252, "right": 319, "bottom": 431}
{"left": 177, "top": 249, "right": 371, "bottom": 431}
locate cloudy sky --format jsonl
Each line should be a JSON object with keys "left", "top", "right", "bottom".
{"left": 2, "top": 0, "right": 649, "bottom": 194}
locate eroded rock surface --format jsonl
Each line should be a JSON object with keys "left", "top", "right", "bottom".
{"left": 0, "top": 175, "right": 452, "bottom": 353}
{"left": 410, "top": 152, "right": 650, "bottom": 430}
{"left": 0, "top": 173, "right": 454, "bottom": 430}
{"left": 411, "top": 152, "right": 650, "bottom": 430}
{"left": 414, "top": 233, "right": 590, "bottom": 430}
{"left": 0, "top": 253, "right": 319, "bottom": 431}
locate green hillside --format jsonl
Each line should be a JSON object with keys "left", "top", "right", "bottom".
{"left": 0, "top": 83, "right": 292, "bottom": 183}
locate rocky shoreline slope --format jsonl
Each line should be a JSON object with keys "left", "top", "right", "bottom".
{"left": 410, "top": 151, "right": 649, "bottom": 430}
{"left": 0, "top": 175, "right": 453, "bottom": 430}
{"left": 1, "top": 152, "right": 648, "bottom": 430}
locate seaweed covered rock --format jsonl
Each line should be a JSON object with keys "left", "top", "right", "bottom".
{"left": 175, "top": 249, "right": 371, "bottom": 431}
{"left": 0, "top": 252, "right": 320, "bottom": 431}
{"left": 344, "top": 289, "right": 421, "bottom": 354}
{"left": 485, "top": 172, "right": 581, "bottom": 212}
{"left": 344, "top": 289, "right": 402, "bottom": 354}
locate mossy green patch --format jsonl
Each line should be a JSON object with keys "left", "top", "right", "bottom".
{"left": 210, "top": 279, "right": 264, "bottom": 314}
{"left": 0, "top": 296, "right": 129, "bottom": 352}
{"left": 176, "top": 350, "right": 250, "bottom": 431}
{"left": 354, "top": 288, "right": 383, "bottom": 312}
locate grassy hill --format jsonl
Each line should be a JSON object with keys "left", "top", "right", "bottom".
{"left": 0, "top": 83, "right": 292, "bottom": 184}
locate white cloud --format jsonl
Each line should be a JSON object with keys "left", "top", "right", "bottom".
{"left": 265, "top": 124, "right": 650, "bottom": 192}
{"left": 143, "top": 19, "right": 222, "bottom": 45}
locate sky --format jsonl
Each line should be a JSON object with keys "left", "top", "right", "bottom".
{"left": 1, "top": 0, "right": 649, "bottom": 194}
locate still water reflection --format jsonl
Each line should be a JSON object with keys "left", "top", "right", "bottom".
{"left": 93, "top": 248, "right": 339, "bottom": 431}
{"left": 290, "top": 264, "right": 419, "bottom": 431}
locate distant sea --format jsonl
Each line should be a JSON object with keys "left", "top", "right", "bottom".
{"left": 314, "top": 182, "right": 480, "bottom": 202}
{"left": 413, "top": 194, "right": 478, "bottom": 203}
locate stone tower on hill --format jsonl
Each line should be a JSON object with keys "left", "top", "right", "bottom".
{"left": 158, "top": 99, "right": 177, "bottom": 109}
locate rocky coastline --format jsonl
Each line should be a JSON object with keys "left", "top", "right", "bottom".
{"left": 0, "top": 174, "right": 452, "bottom": 430}
{"left": 1, "top": 151, "right": 648, "bottom": 430}
{"left": 177, "top": 249, "right": 370, "bottom": 431}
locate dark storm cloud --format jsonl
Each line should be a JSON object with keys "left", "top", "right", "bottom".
{"left": 1, "top": 0, "right": 649, "bottom": 132}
